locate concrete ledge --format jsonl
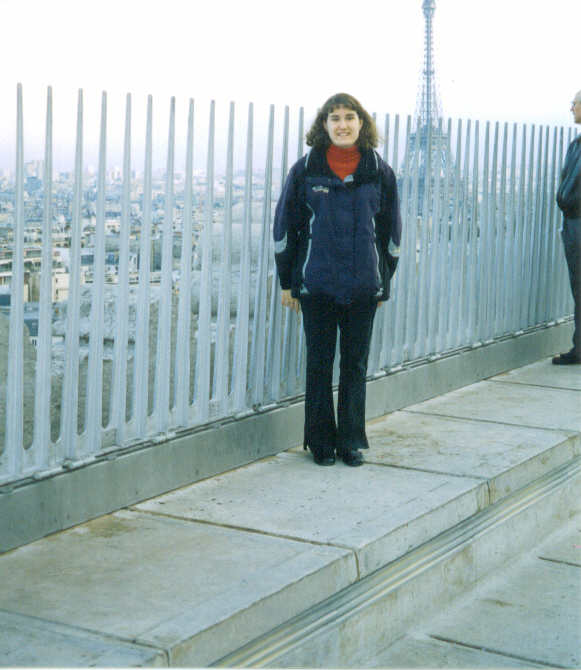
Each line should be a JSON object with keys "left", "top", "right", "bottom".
{"left": 0, "top": 510, "right": 357, "bottom": 668}
{"left": 1, "top": 440, "right": 578, "bottom": 667}
{"left": 216, "top": 457, "right": 581, "bottom": 668}
{"left": 376, "top": 522, "right": 581, "bottom": 668}
{"left": 0, "top": 351, "right": 578, "bottom": 667}
{"left": 136, "top": 453, "right": 490, "bottom": 580}
{"left": 0, "top": 320, "right": 573, "bottom": 554}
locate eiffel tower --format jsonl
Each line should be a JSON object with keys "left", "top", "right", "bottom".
{"left": 405, "top": 0, "right": 454, "bottom": 212}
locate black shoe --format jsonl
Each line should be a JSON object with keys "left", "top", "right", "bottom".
{"left": 341, "top": 450, "right": 364, "bottom": 467}
{"left": 311, "top": 449, "right": 335, "bottom": 466}
{"left": 313, "top": 453, "right": 335, "bottom": 466}
{"left": 552, "top": 351, "right": 581, "bottom": 365}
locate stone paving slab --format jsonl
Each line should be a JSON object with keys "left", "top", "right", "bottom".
{"left": 1, "top": 356, "right": 579, "bottom": 667}
{"left": 405, "top": 379, "right": 581, "bottom": 432}
{"left": 369, "top": 632, "right": 545, "bottom": 668}
{"left": 136, "top": 453, "right": 487, "bottom": 578}
{"left": 537, "top": 519, "right": 581, "bottom": 566}
{"left": 426, "top": 527, "right": 581, "bottom": 669}
{"left": 365, "top": 411, "right": 578, "bottom": 502}
{"left": 373, "top": 522, "right": 581, "bottom": 669}
{"left": 0, "top": 509, "right": 356, "bottom": 667}
{"left": 492, "top": 357, "right": 581, "bottom": 391}
{"left": 0, "top": 610, "right": 166, "bottom": 667}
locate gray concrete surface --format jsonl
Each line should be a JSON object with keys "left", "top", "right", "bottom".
{"left": 374, "top": 523, "right": 581, "bottom": 668}
{"left": 0, "top": 356, "right": 579, "bottom": 667}
{"left": 493, "top": 357, "right": 581, "bottom": 391}
{"left": 365, "top": 412, "right": 577, "bottom": 503}
{"left": 370, "top": 635, "right": 547, "bottom": 668}
{"left": 0, "top": 511, "right": 356, "bottom": 667}
{"left": 405, "top": 378, "right": 581, "bottom": 432}
{"left": 136, "top": 455, "right": 488, "bottom": 578}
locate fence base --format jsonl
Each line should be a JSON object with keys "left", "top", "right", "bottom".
{"left": 0, "top": 320, "right": 573, "bottom": 554}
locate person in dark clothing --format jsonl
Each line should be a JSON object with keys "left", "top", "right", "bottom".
{"left": 273, "top": 93, "right": 402, "bottom": 466}
{"left": 554, "top": 90, "right": 581, "bottom": 365}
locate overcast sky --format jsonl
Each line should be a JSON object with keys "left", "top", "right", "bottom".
{"left": 0, "top": 0, "right": 579, "bottom": 170}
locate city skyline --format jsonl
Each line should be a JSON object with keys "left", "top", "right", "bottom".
{"left": 0, "top": 0, "right": 579, "bottom": 172}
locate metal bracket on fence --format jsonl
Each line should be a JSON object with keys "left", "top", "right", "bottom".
{"left": 388, "top": 365, "right": 404, "bottom": 373}
{"left": 62, "top": 456, "right": 98, "bottom": 470}
{"left": 251, "top": 402, "right": 279, "bottom": 414}
{"left": 235, "top": 409, "right": 256, "bottom": 420}
{"left": 151, "top": 432, "right": 177, "bottom": 445}
{"left": 32, "top": 467, "right": 64, "bottom": 480}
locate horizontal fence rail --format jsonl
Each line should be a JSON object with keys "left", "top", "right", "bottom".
{"left": 0, "top": 85, "right": 576, "bottom": 485}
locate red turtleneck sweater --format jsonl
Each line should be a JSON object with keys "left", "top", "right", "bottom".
{"left": 326, "top": 144, "right": 361, "bottom": 181}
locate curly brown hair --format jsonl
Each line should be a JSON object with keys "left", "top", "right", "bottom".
{"left": 305, "top": 93, "right": 379, "bottom": 151}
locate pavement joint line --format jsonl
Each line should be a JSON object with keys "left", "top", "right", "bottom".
{"left": 363, "top": 461, "right": 489, "bottom": 481}
{"left": 537, "top": 555, "right": 581, "bottom": 569}
{"left": 397, "top": 409, "right": 579, "bottom": 435}
{"left": 0, "top": 606, "right": 164, "bottom": 655}
{"left": 488, "top": 378, "right": 581, "bottom": 392}
{"left": 488, "top": 379, "right": 581, "bottom": 392}
{"left": 129, "top": 506, "right": 360, "bottom": 556}
{"left": 428, "top": 634, "right": 568, "bottom": 669}
{"left": 401, "top": 409, "right": 581, "bottom": 435}
{"left": 213, "top": 458, "right": 581, "bottom": 667}
{"left": 243, "top": 450, "right": 489, "bottom": 483}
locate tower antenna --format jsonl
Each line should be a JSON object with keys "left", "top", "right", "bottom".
{"left": 415, "top": 0, "right": 443, "bottom": 129}
{"left": 405, "top": 0, "right": 455, "bottom": 215}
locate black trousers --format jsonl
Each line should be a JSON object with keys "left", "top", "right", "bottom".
{"left": 300, "top": 295, "right": 377, "bottom": 459}
{"left": 562, "top": 217, "right": 581, "bottom": 355}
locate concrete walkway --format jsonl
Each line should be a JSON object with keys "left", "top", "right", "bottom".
{"left": 372, "top": 520, "right": 580, "bottom": 668}
{"left": 0, "top": 357, "right": 579, "bottom": 667}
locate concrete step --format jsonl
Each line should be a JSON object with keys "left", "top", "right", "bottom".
{"left": 371, "top": 521, "right": 581, "bottom": 668}
{"left": 0, "top": 358, "right": 579, "bottom": 667}
{"left": 215, "top": 458, "right": 580, "bottom": 668}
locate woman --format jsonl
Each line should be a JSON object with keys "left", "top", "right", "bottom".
{"left": 274, "top": 93, "right": 402, "bottom": 467}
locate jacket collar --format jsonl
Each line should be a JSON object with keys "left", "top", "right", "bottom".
{"left": 305, "top": 146, "right": 379, "bottom": 184}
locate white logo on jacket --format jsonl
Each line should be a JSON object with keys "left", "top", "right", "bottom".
{"left": 312, "top": 185, "right": 329, "bottom": 194}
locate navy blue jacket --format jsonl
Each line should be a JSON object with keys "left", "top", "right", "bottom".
{"left": 273, "top": 147, "right": 402, "bottom": 304}
{"left": 557, "top": 135, "right": 581, "bottom": 219}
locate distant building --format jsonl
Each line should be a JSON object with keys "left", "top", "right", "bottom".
{"left": 404, "top": 0, "right": 456, "bottom": 216}
{"left": 24, "top": 303, "right": 39, "bottom": 346}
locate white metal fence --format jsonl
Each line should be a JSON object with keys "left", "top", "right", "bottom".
{"left": 0, "top": 85, "right": 575, "bottom": 485}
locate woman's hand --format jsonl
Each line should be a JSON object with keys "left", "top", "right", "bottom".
{"left": 281, "top": 289, "right": 300, "bottom": 313}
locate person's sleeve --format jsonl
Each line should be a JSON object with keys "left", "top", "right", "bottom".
{"left": 378, "top": 163, "right": 402, "bottom": 281}
{"left": 273, "top": 161, "right": 304, "bottom": 290}
{"left": 557, "top": 141, "right": 581, "bottom": 217}
{"left": 564, "top": 147, "right": 581, "bottom": 216}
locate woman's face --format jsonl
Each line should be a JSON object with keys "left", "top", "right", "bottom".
{"left": 323, "top": 105, "right": 363, "bottom": 148}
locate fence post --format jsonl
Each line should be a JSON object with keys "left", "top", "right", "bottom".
{"left": 5, "top": 84, "right": 25, "bottom": 477}
{"left": 60, "top": 89, "right": 84, "bottom": 461}
{"left": 33, "top": 86, "right": 54, "bottom": 469}
{"left": 86, "top": 92, "right": 107, "bottom": 454}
